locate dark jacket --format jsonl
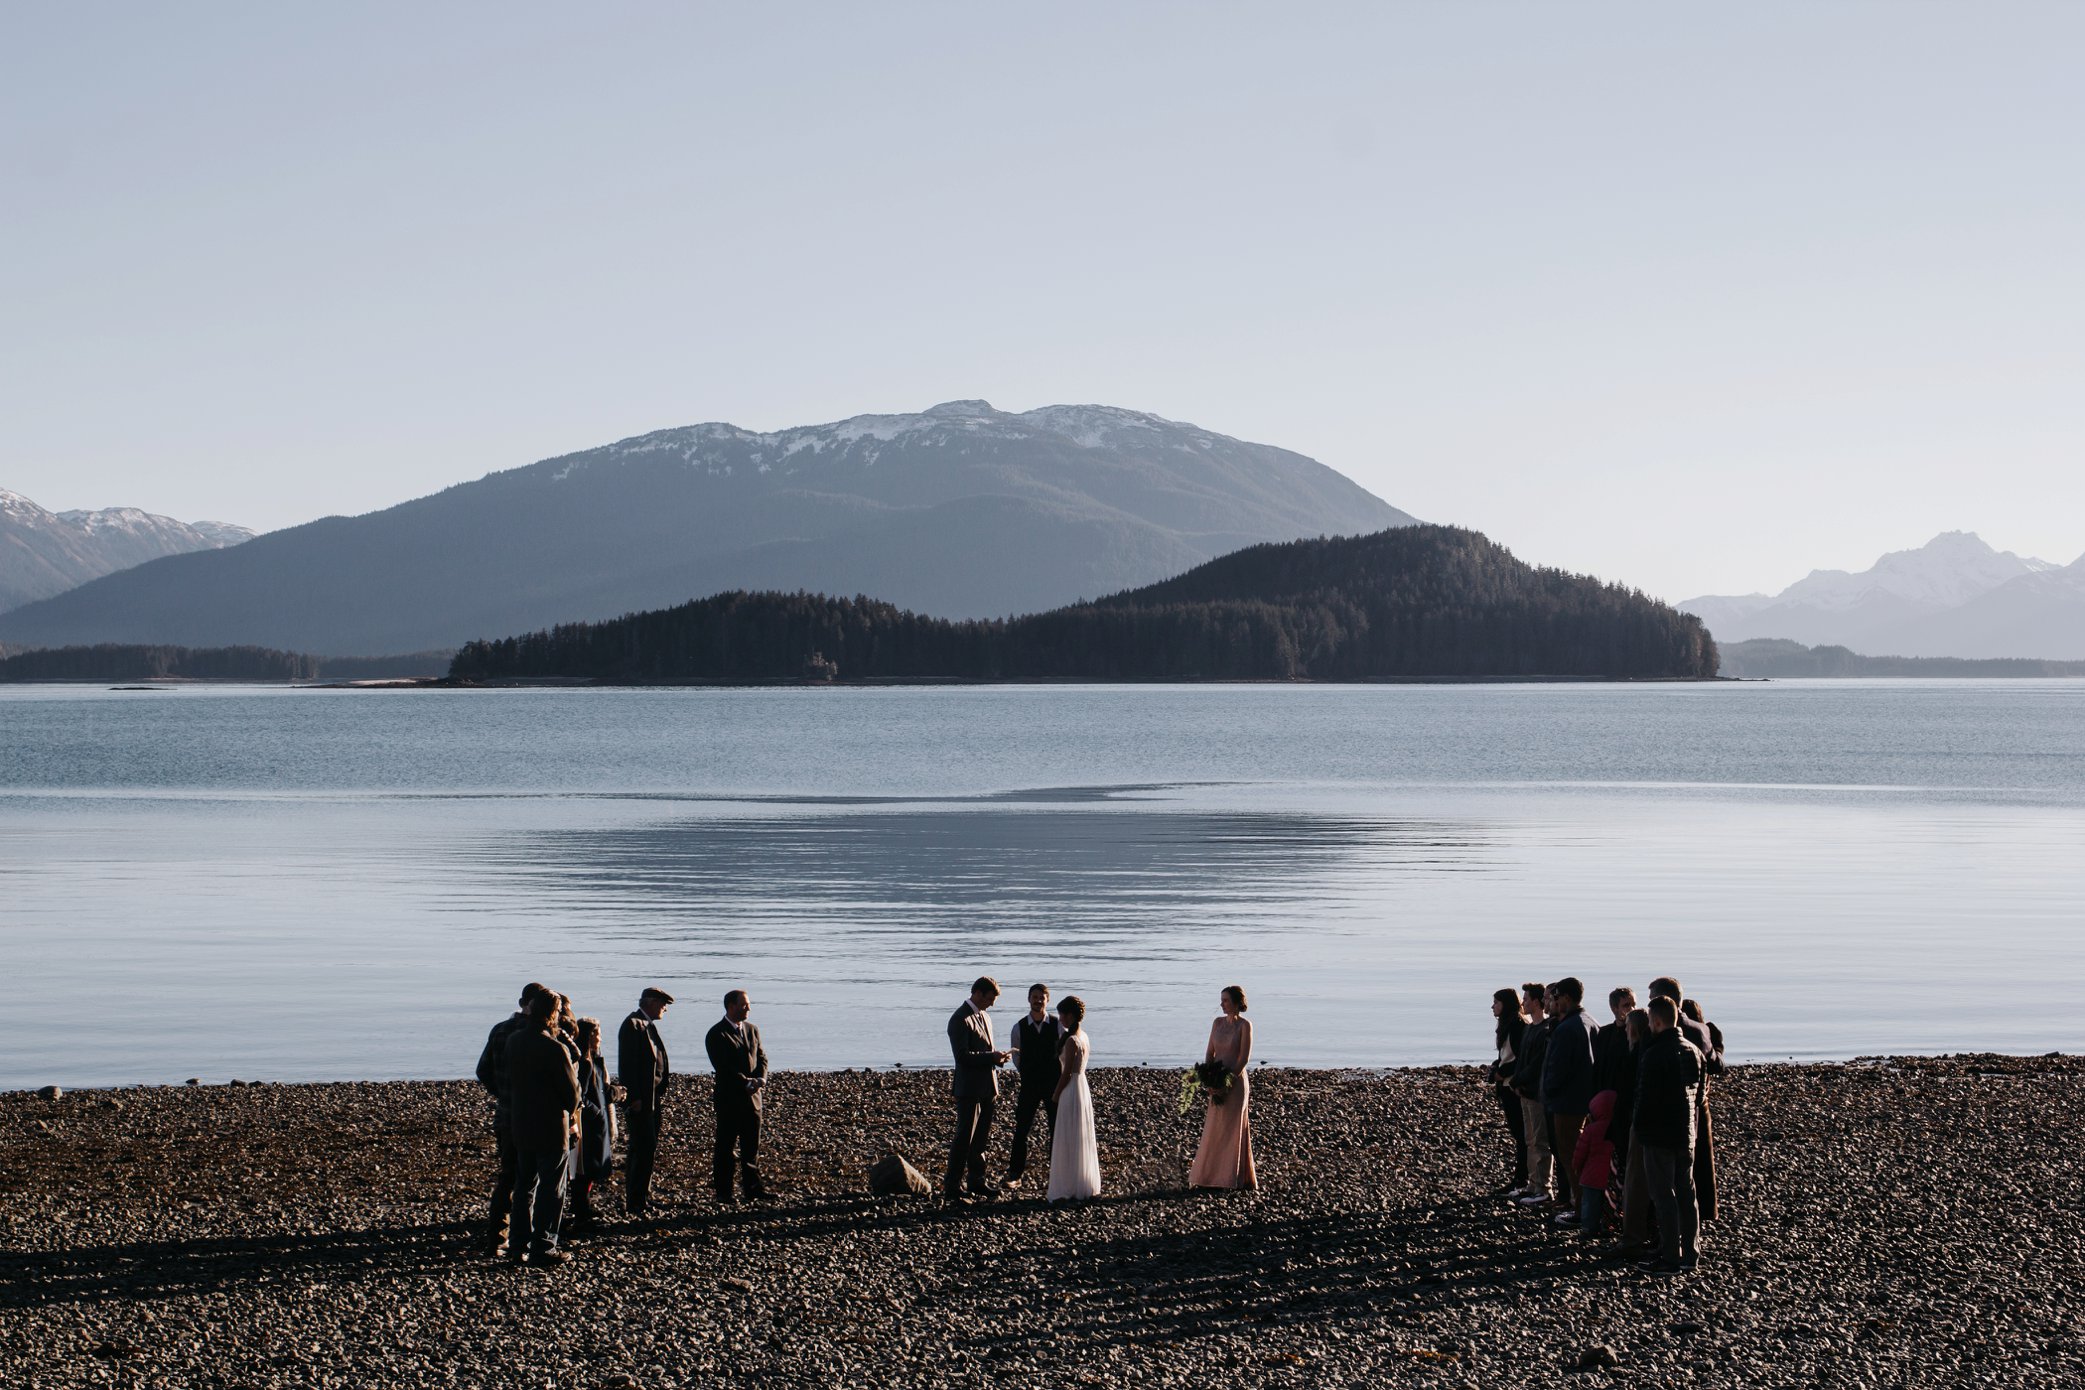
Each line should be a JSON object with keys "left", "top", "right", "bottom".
{"left": 504, "top": 1023, "right": 580, "bottom": 1154}
{"left": 1606, "top": 1036, "right": 1641, "bottom": 1155}
{"left": 1632, "top": 1028, "right": 1704, "bottom": 1150}
{"left": 576, "top": 1053, "right": 614, "bottom": 1182}
{"left": 1541, "top": 1007, "right": 1597, "bottom": 1114}
{"left": 1592, "top": 1020, "right": 1632, "bottom": 1094}
{"left": 1011, "top": 1013, "right": 1064, "bottom": 1091}
{"left": 948, "top": 1001, "right": 1001, "bottom": 1101}
{"left": 705, "top": 1018, "right": 770, "bottom": 1112}
{"left": 618, "top": 1009, "right": 671, "bottom": 1112}
{"left": 1511, "top": 1016, "right": 1551, "bottom": 1099}
{"left": 1682, "top": 1012, "right": 1726, "bottom": 1077}
{"left": 476, "top": 1011, "right": 529, "bottom": 1129}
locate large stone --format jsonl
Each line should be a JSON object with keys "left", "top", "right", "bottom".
{"left": 868, "top": 1151, "right": 931, "bottom": 1197}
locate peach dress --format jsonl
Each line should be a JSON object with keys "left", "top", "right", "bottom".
{"left": 1187, "top": 1014, "right": 1257, "bottom": 1189}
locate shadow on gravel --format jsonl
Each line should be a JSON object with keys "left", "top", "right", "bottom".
{"left": 0, "top": 1190, "right": 1578, "bottom": 1328}
{"left": 0, "top": 1220, "right": 488, "bottom": 1310}
{"left": 943, "top": 1195, "right": 1587, "bottom": 1360}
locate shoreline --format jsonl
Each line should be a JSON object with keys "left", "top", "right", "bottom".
{"left": 8, "top": 1054, "right": 2082, "bottom": 1386}
{"left": 9, "top": 1047, "right": 2073, "bottom": 1097}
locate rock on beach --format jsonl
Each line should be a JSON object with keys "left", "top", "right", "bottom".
{"left": 2, "top": 1055, "right": 2082, "bottom": 1387}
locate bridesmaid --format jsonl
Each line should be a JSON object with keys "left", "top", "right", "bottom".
{"left": 1187, "top": 985, "right": 1257, "bottom": 1190}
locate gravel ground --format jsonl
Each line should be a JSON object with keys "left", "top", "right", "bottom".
{"left": 3, "top": 1055, "right": 2081, "bottom": 1388}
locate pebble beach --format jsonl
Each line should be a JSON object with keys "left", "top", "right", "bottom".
{"left": 4, "top": 1055, "right": 2081, "bottom": 1388}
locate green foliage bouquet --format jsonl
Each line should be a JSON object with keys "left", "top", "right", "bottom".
{"left": 1177, "top": 1060, "right": 1234, "bottom": 1115}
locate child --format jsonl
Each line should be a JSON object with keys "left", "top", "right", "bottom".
{"left": 1571, "top": 1089, "right": 1618, "bottom": 1237}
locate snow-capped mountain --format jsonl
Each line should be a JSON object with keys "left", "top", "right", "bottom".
{"left": 0, "top": 400, "right": 1415, "bottom": 655}
{"left": 0, "top": 489, "right": 253, "bottom": 614}
{"left": 1678, "top": 532, "right": 2085, "bottom": 659}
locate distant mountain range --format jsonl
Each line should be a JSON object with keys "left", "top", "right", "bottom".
{"left": 0, "top": 489, "right": 252, "bottom": 614}
{"left": 0, "top": 401, "right": 1414, "bottom": 656}
{"left": 1679, "top": 532, "right": 2085, "bottom": 659}
{"left": 452, "top": 525, "right": 1718, "bottom": 682}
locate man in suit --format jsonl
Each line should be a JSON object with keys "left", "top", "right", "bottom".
{"left": 617, "top": 986, "right": 674, "bottom": 1219}
{"left": 1633, "top": 995, "right": 1706, "bottom": 1273}
{"left": 1541, "top": 977, "right": 1597, "bottom": 1214}
{"left": 945, "top": 976, "right": 1010, "bottom": 1202}
{"left": 503, "top": 989, "right": 581, "bottom": 1266}
{"left": 704, "top": 988, "right": 771, "bottom": 1203}
{"left": 474, "top": 981, "right": 549, "bottom": 1256}
{"left": 1002, "top": 983, "right": 1062, "bottom": 1191}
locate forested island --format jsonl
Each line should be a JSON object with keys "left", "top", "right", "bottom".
{"left": 1717, "top": 638, "right": 2085, "bottom": 678}
{"left": 450, "top": 526, "right": 1719, "bottom": 682}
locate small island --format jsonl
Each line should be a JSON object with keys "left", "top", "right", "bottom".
{"left": 450, "top": 526, "right": 1719, "bottom": 683}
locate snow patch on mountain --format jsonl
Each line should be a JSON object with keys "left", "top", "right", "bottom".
{"left": 0, "top": 488, "right": 254, "bottom": 614}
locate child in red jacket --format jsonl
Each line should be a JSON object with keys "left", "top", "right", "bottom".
{"left": 1572, "top": 1089, "right": 1618, "bottom": 1237}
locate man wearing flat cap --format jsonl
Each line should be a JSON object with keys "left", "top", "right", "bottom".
{"left": 618, "top": 987, "right": 674, "bottom": 1218}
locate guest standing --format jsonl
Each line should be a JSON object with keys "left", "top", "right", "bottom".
{"left": 1678, "top": 993, "right": 1726, "bottom": 1222}
{"left": 475, "top": 981, "right": 549, "bottom": 1256}
{"left": 1541, "top": 977, "right": 1596, "bottom": 1218}
{"left": 1634, "top": 995, "right": 1705, "bottom": 1273}
{"left": 1489, "top": 989, "right": 1529, "bottom": 1194}
{"left": 704, "top": 988, "right": 770, "bottom": 1203}
{"left": 1651, "top": 978, "right": 1723, "bottom": 1223}
{"left": 504, "top": 991, "right": 581, "bottom": 1267}
{"left": 944, "top": 977, "right": 1010, "bottom": 1201}
{"left": 1510, "top": 983, "right": 1554, "bottom": 1207}
{"left": 1188, "top": 985, "right": 1256, "bottom": 1190}
{"left": 1571, "top": 1088, "right": 1618, "bottom": 1238}
{"left": 1046, "top": 996, "right": 1101, "bottom": 1202}
{"left": 1594, "top": 987, "right": 1636, "bottom": 1097}
{"left": 618, "top": 987, "right": 675, "bottom": 1219}
{"left": 1003, "top": 984, "right": 1063, "bottom": 1191}
{"left": 567, "top": 1018, "right": 617, "bottom": 1234}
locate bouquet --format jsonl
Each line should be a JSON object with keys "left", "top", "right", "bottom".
{"left": 1177, "top": 1060, "right": 1234, "bottom": 1115}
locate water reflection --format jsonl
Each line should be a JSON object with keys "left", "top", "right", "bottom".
{"left": 454, "top": 807, "right": 1500, "bottom": 954}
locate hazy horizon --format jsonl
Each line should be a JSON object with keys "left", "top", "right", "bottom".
{"left": 6, "top": 3, "right": 2082, "bottom": 601}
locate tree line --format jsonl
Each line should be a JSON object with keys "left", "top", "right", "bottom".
{"left": 451, "top": 526, "right": 1719, "bottom": 683}
{"left": 0, "top": 643, "right": 323, "bottom": 682}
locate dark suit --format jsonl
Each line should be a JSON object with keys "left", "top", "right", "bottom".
{"left": 704, "top": 1017, "right": 770, "bottom": 1199}
{"left": 618, "top": 1008, "right": 671, "bottom": 1216}
{"left": 475, "top": 1011, "right": 529, "bottom": 1247}
{"left": 945, "top": 1001, "right": 1002, "bottom": 1197}
{"left": 502, "top": 1023, "right": 579, "bottom": 1256}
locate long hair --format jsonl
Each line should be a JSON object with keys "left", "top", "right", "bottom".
{"left": 1493, "top": 987, "right": 1522, "bottom": 1047}
{"left": 1056, "top": 995, "right": 1086, "bottom": 1034}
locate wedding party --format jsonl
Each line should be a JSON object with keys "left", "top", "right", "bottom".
{"left": 470, "top": 970, "right": 1716, "bottom": 1278}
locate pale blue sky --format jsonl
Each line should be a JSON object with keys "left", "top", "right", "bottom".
{"left": 5, "top": 3, "right": 2081, "bottom": 599}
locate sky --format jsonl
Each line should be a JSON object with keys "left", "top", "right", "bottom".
{"left": 4, "top": 3, "right": 2082, "bottom": 602}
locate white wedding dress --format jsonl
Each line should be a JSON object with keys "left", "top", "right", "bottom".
{"left": 1047, "top": 1031, "right": 1102, "bottom": 1201}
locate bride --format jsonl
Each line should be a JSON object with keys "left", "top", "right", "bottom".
{"left": 1046, "top": 995, "right": 1101, "bottom": 1202}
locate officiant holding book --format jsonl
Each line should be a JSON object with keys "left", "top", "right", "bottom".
{"left": 945, "top": 976, "right": 1010, "bottom": 1201}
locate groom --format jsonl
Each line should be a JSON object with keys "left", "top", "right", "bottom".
{"left": 945, "top": 976, "right": 1011, "bottom": 1202}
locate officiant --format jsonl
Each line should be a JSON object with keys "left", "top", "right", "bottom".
{"left": 1002, "top": 982, "right": 1062, "bottom": 1190}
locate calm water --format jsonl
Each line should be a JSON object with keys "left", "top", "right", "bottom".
{"left": 3, "top": 681, "right": 2083, "bottom": 1088}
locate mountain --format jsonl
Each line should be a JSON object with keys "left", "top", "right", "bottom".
{"left": 1678, "top": 532, "right": 2085, "bottom": 658}
{"left": 0, "top": 489, "right": 254, "bottom": 614}
{"left": 451, "top": 525, "right": 1718, "bottom": 682}
{"left": 0, "top": 401, "right": 1415, "bottom": 655}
